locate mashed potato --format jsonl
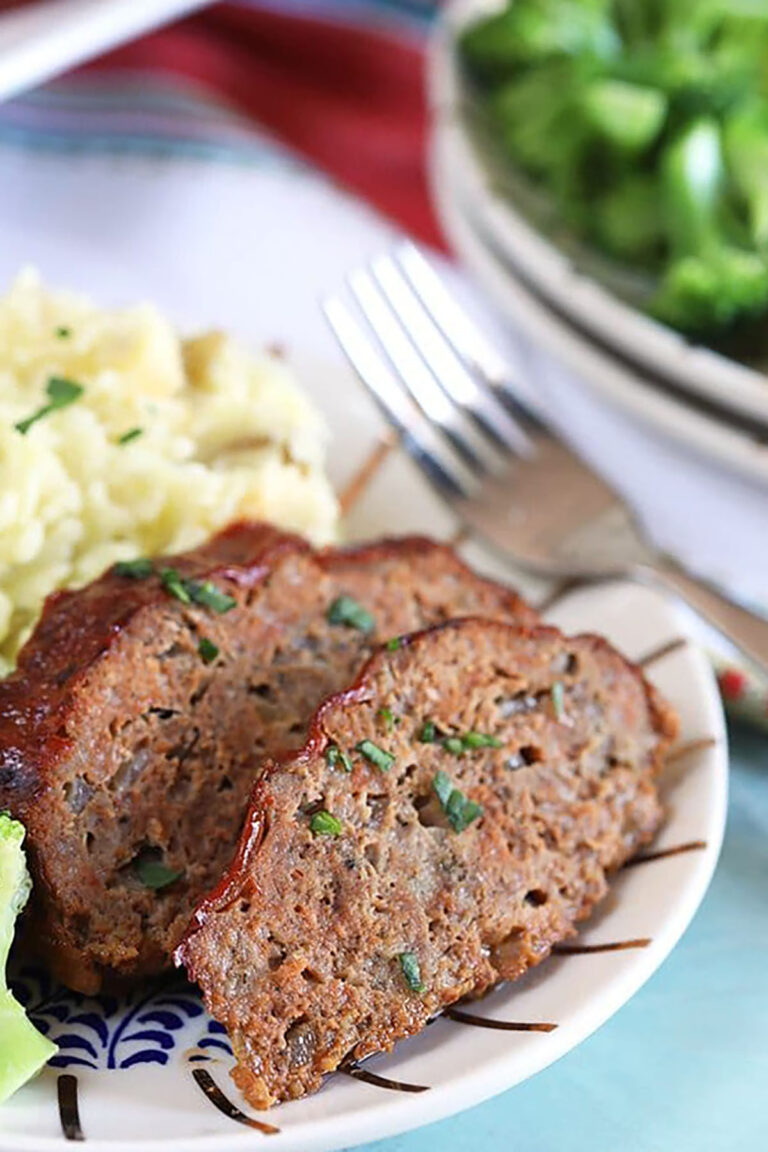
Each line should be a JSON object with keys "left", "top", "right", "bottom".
{"left": 0, "top": 269, "right": 339, "bottom": 673}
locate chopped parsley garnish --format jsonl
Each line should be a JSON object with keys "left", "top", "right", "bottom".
{"left": 118, "top": 427, "right": 143, "bottom": 445}
{"left": 185, "top": 579, "right": 237, "bottom": 614}
{"left": 114, "top": 558, "right": 154, "bottom": 579}
{"left": 432, "top": 770, "right": 483, "bottom": 833}
{"left": 418, "top": 720, "right": 437, "bottom": 743}
{"left": 419, "top": 722, "right": 501, "bottom": 755}
{"left": 55, "top": 326, "right": 71, "bottom": 339}
{"left": 462, "top": 731, "right": 502, "bottom": 749}
{"left": 198, "top": 638, "right": 219, "bottom": 664}
{"left": 377, "top": 706, "right": 397, "bottom": 732}
{"left": 160, "top": 572, "right": 236, "bottom": 613}
{"left": 385, "top": 637, "right": 402, "bottom": 651}
{"left": 160, "top": 567, "right": 192, "bottom": 604}
{"left": 310, "top": 810, "right": 342, "bottom": 837}
{"left": 326, "top": 744, "right": 353, "bottom": 773}
{"left": 134, "top": 858, "right": 183, "bottom": 891}
{"left": 15, "top": 376, "right": 84, "bottom": 434}
{"left": 327, "top": 595, "right": 375, "bottom": 633}
{"left": 356, "top": 739, "right": 395, "bottom": 772}
{"left": 551, "top": 681, "right": 565, "bottom": 721}
{"left": 398, "top": 951, "right": 425, "bottom": 994}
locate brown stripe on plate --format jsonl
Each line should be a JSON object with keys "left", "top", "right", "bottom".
{"left": 339, "top": 433, "right": 397, "bottom": 515}
{"left": 636, "top": 637, "right": 688, "bottom": 668}
{"left": 554, "top": 937, "right": 651, "bottom": 955}
{"left": 666, "top": 737, "right": 717, "bottom": 765}
{"left": 191, "top": 1069, "right": 280, "bottom": 1134}
{"left": 445, "top": 1007, "right": 557, "bottom": 1032}
{"left": 341, "top": 1063, "right": 429, "bottom": 1094}
{"left": 57, "top": 1074, "right": 85, "bottom": 1142}
{"left": 626, "top": 839, "right": 708, "bottom": 867}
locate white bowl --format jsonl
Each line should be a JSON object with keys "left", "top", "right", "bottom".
{"left": 430, "top": 0, "right": 768, "bottom": 431}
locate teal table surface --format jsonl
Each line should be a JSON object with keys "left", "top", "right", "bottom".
{"left": 358, "top": 723, "right": 768, "bottom": 1152}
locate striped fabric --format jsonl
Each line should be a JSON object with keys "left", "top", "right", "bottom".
{"left": 0, "top": 0, "right": 442, "bottom": 243}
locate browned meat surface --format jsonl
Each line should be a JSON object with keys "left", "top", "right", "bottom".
{"left": 177, "top": 619, "right": 677, "bottom": 1109}
{"left": 0, "top": 523, "right": 534, "bottom": 993}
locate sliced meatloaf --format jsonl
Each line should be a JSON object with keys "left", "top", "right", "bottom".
{"left": 0, "top": 523, "right": 534, "bottom": 993}
{"left": 177, "top": 618, "right": 677, "bottom": 1109}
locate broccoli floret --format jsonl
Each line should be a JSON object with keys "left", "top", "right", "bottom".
{"left": 652, "top": 118, "right": 768, "bottom": 332}
{"left": 724, "top": 101, "right": 768, "bottom": 250}
{"left": 653, "top": 248, "right": 768, "bottom": 331}
{"left": 582, "top": 79, "right": 667, "bottom": 153}
{"left": 0, "top": 813, "right": 57, "bottom": 1103}
{"left": 459, "top": 0, "right": 768, "bottom": 342}
{"left": 594, "top": 175, "right": 664, "bottom": 261}
{"left": 460, "top": 0, "right": 618, "bottom": 83}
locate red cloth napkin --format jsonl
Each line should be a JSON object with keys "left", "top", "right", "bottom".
{"left": 89, "top": 2, "right": 444, "bottom": 249}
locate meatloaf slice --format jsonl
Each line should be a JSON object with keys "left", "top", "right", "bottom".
{"left": 0, "top": 523, "right": 534, "bottom": 993}
{"left": 177, "top": 618, "right": 677, "bottom": 1109}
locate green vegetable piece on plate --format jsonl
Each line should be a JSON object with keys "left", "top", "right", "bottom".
{"left": 0, "top": 812, "right": 57, "bottom": 1103}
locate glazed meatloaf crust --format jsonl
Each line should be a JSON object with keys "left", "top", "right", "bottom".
{"left": 177, "top": 618, "right": 677, "bottom": 1109}
{"left": 0, "top": 523, "right": 535, "bottom": 993}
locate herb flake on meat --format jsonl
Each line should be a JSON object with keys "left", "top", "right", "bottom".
{"left": 135, "top": 858, "right": 183, "bottom": 891}
{"left": 385, "top": 637, "right": 402, "bottom": 651}
{"left": 160, "top": 571, "right": 236, "bottom": 614}
{"left": 114, "top": 558, "right": 154, "bottom": 580}
{"left": 185, "top": 579, "right": 237, "bottom": 614}
{"left": 462, "top": 731, "right": 502, "bottom": 749}
{"left": 418, "top": 719, "right": 437, "bottom": 743}
{"left": 377, "top": 706, "right": 397, "bottom": 731}
{"left": 310, "top": 810, "right": 342, "bottom": 837}
{"left": 326, "top": 595, "right": 375, "bottom": 633}
{"left": 398, "top": 951, "right": 425, "bottom": 994}
{"left": 432, "top": 770, "right": 483, "bottom": 833}
{"left": 160, "top": 567, "right": 192, "bottom": 604}
{"left": 15, "top": 377, "right": 84, "bottom": 435}
{"left": 356, "top": 739, "right": 395, "bottom": 772}
{"left": 198, "top": 638, "right": 219, "bottom": 664}
{"left": 326, "top": 744, "right": 353, "bottom": 773}
{"left": 551, "top": 681, "right": 566, "bottom": 721}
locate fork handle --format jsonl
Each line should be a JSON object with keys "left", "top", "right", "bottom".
{"left": 637, "top": 560, "right": 768, "bottom": 678}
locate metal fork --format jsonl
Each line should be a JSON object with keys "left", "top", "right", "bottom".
{"left": 323, "top": 242, "right": 768, "bottom": 677}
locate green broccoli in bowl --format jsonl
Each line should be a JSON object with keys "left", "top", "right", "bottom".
{"left": 460, "top": 0, "right": 768, "bottom": 344}
{"left": 0, "top": 812, "right": 57, "bottom": 1103}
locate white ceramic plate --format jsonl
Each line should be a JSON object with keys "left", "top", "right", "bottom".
{"left": 431, "top": 0, "right": 768, "bottom": 430}
{"left": 431, "top": 119, "right": 768, "bottom": 484}
{"left": 0, "top": 150, "right": 727, "bottom": 1152}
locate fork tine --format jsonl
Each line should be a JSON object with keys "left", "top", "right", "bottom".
{"left": 347, "top": 268, "right": 507, "bottom": 477}
{"left": 321, "top": 296, "right": 477, "bottom": 503}
{"left": 395, "top": 242, "right": 545, "bottom": 436}
{"left": 373, "top": 251, "right": 534, "bottom": 456}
